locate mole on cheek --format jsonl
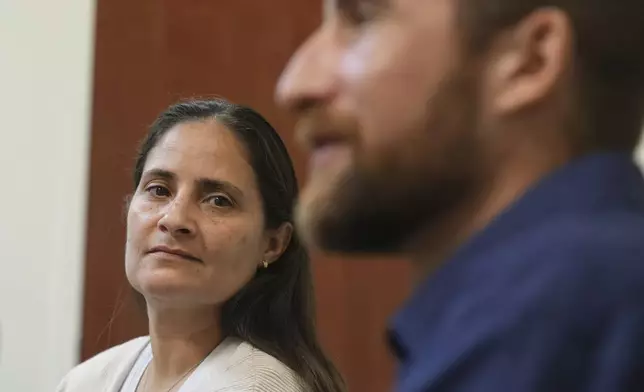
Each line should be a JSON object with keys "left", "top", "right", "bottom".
{"left": 238, "top": 233, "right": 250, "bottom": 246}
{"left": 131, "top": 199, "right": 156, "bottom": 214}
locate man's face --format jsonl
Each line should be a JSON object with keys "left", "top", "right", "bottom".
{"left": 276, "top": 0, "right": 485, "bottom": 253}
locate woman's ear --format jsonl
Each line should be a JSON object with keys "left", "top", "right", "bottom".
{"left": 262, "top": 222, "right": 294, "bottom": 265}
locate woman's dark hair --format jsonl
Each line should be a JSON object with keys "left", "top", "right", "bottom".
{"left": 132, "top": 98, "right": 345, "bottom": 392}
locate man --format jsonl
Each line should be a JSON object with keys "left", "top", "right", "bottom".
{"left": 276, "top": 0, "right": 644, "bottom": 391}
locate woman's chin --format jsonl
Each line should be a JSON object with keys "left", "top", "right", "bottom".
{"left": 136, "top": 271, "right": 201, "bottom": 303}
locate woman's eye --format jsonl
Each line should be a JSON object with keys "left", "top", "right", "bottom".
{"left": 146, "top": 185, "right": 171, "bottom": 198}
{"left": 206, "top": 195, "right": 233, "bottom": 208}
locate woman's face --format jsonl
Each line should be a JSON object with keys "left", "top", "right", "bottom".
{"left": 125, "top": 120, "right": 286, "bottom": 307}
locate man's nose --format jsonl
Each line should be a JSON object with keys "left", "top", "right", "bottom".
{"left": 275, "top": 26, "right": 339, "bottom": 113}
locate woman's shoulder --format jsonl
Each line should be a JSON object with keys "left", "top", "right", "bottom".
{"left": 55, "top": 336, "right": 150, "bottom": 392}
{"left": 211, "top": 338, "right": 306, "bottom": 391}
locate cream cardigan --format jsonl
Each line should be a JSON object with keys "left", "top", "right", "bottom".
{"left": 55, "top": 337, "right": 305, "bottom": 392}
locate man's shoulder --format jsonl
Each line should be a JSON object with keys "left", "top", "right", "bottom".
{"left": 55, "top": 336, "right": 149, "bottom": 392}
{"left": 521, "top": 212, "right": 644, "bottom": 286}
{"left": 486, "top": 211, "right": 644, "bottom": 325}
{"left": 396, "top": 212, "right": 644, "bottom": 391}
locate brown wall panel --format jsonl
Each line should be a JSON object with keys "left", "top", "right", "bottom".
{"left": 83, "top": 2, "right": 411, "bottom": 391}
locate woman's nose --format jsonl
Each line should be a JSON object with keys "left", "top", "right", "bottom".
{"left": 157, "top": 200, "right": 196, "bottom": 237}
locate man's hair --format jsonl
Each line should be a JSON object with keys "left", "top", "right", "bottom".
{"left": 457, "top": 0, "right": 644, "bottom": 151}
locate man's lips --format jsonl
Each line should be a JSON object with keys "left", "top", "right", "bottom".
{"left": 294, "top": 117, "right": 354, "bottom": 172}
{"left": 309, "top": 141, "right": 352, "bottom": 172}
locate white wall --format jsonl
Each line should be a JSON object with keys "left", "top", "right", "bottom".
{"left": 0, "top": 0, "right": 95, "bottom": 390}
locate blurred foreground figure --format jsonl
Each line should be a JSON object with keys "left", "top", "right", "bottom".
{"left": 277, "top": 0, "right": 644, "bottom": 391}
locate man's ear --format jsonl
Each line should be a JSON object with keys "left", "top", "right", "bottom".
{"left": 484, "top": 8, "right": 573, "bottom": 115}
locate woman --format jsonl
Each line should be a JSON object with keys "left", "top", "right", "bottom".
{"left": 57, "top": 99, "right": 345, "bottom": 392}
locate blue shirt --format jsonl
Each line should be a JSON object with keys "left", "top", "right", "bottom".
{"left": 389, "top": 152, "right": 644, "bottom": 392}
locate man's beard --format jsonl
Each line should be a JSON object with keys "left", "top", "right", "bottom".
{"left": 295, "top": 66, "right": 483, "bottom": 255}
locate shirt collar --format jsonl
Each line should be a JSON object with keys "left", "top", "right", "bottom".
{"left": 389, "top": 151, "right": 644, "bottom": 360}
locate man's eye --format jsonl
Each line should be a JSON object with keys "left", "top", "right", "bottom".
{"left": 339, "top": 1, "right": 383, "bottom": 25}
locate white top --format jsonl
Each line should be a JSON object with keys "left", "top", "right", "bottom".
{"left": 118, "top": 342, "right": 152, "bottom": 392}
{"left": 56, "top": 336, "right": 305, "bottom": 392}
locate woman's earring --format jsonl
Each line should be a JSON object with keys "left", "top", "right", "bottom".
{"left": 262, "top": 259, "right": 269, "bottom": 269}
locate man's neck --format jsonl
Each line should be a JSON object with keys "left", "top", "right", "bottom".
{"left": 407, "top": 145, "right": 573, "bottom": 283}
